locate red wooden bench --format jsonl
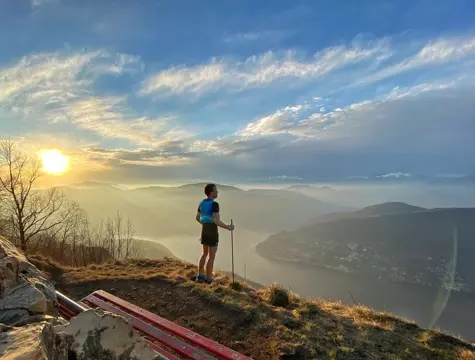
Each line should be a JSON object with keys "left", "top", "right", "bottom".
{"left": 56, "top": 290, "right": 252, "bottom": 360}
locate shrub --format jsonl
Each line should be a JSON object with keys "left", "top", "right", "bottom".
{"left": 229, "top": 281, "right": 243, "bottom": 291}
{"left": 261, "top": 283, "right": 290, "bottom": 308}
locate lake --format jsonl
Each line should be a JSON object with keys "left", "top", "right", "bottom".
{"left": 137, "top": 229, "right": 475, "bottom": 342}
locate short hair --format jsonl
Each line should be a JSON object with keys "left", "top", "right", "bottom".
{"left": 204, "top": 183, "right": 216, "bottom": 196}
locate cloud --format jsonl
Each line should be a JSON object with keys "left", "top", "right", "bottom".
{"left": 31, "top": 0, "right": 57, "bottom": 7}
{"left": 383, "top": 81, "right": 459, "bottom": 100}
{"left": 347, "top": 176, "right": 370, "bottom": 180}
{"left": 0, "top": 50, "right": 192, "bottom": 148}
{"left": 240, "top": 103, "right": 339, "bottom": 138}
{"left": 190, "top": 136, "right": 282, "bottom": 156}
{"left": 377, "top": 173, "right": 412, "bottom": 179}
{"left": 141, "top": 38, "right": 390, "bottom": 96}
{"left": 269, "top": 175, "right": 303, "bottom": 181}
{"left": 434, "top": 174, "right": 467, "bottom": 179}
{"left": 353, "top": 35, "right": 475, "bottom": 87}
{"left": 241, "top": 110, "right": 294, "bottom": 136}
{"left": 223, "top": 30, "right": 292, "bottom": 44}
{"left": 140, "top": 34, "right": 475, "bottom": 99}
{"left": 84, "top": 146, "right": 197, "bottom": 166}
{"left": 0, "top": 50, "right": 141, "bottom": 113}
{"left": 406, "top": 36, "right": 475, "bottom": 66}
{"left": 51, "top": 96, "right": 185, "bottom": 146}
{"left": 239, "top": 78, "right": 475, "bottom": 141}
{"left": 142, "top": 61, "right": 226, "bottom": 96}
{"left": 0, "top": 51, "right": 99, "bottom": 107}
{"left": 224, "top": 32, "right": 263, "bottom": 43}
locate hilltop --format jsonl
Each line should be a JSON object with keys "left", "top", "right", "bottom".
{"left": 305, "top": 201, "right": 426, "bottom": 224}
{"left": 31, "top": 256, "right": 475, "bottom": 360}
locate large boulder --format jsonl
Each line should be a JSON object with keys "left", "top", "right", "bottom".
{"left": 0, "top": 236, "right": 57, "bottom": 325}
{"left": 54, "top": 310, "right": 163, "bottom": 360}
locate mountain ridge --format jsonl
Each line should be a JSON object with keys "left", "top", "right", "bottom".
{"left": 257, "top": 204, "right": 475, "bottom": 295}
{"left": 302, "top": 201, "right": 426, "bottom": 226}
{"left": 57, "top": 182, "right": 346, "bottom": 237}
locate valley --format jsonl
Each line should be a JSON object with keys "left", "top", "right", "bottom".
{"left": 256, "top": 203, "right": 475, "bottom": 294}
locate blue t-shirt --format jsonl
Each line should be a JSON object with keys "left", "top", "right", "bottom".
{"left": 197, "top": 199, "right": 220, "bottom": 224}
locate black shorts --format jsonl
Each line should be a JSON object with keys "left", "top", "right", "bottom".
{"left": 201, "top": 223, "right": 219, "bottom": 247}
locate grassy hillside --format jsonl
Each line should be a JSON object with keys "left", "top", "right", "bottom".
{"left": 33, "top": 257, "right": 475, "bottom": 360}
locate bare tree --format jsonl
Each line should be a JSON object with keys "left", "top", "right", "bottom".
{"left": 104, "top": 212, "right": 139, "bottom": 260}
{"left": 0, "top": 140, "right": 71, "bottom": 251}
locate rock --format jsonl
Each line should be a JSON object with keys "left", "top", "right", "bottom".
{"left": 10, "top": 315, "right": 59, "bottom": 327}
{"left": 0, "top": 322, "right": 55, "bottom": 360}
{"left": 54, "top": 309, "right": 163, "bottom": 360}
{"left": 0, "top": 309, "right": 30, "bottom": 326}
{"left": 1, "top": 282, "right": 48, "bottom": 313}
{"left": 0, "top": 236, "right": 57, "bottom": 322}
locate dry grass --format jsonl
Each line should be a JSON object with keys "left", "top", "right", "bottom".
{"left": 258, "top": 283, "right": 294, "bottom": 308}
{"left": 38, "top": 257, "right": 475, "bottom": 360}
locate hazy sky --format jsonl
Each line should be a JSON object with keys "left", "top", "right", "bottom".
{"left": 1, "top": 0, "right": 475, "bottom": 184}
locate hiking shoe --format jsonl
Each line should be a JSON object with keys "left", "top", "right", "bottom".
{"left": 196, "top": 274, "right": 205, "bottom": 283}
{"left": 205, "top": 278, "right": 213, "bottom": 284}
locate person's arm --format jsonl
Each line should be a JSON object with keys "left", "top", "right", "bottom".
{"left": 212, "top": 202, "right": 234, "bottom": 231}
{"left": 213, "top": 213, "right": 233, "bottom": 230}
{"left": 195, "top": 204, "right": 202, "bottom": 224}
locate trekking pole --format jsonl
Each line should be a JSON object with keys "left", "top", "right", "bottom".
{"left": 231, "top": 219, "right": 235, "bottom": 284}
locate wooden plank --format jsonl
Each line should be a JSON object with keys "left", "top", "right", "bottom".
{"left": 83, "top": 296, "right": 215, "bottom": 360}
{"left": 58, "top": 303, "right": 75, "bottom": 319}
{"left": 89, "top": 290, "right": 252, "bottom": 360}
{"left": 144, "top": 338, "right": 182, "bottom": 360}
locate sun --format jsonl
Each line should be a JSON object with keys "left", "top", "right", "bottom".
{"left": 40, "top": 149, "right": 69, "bottom": 175}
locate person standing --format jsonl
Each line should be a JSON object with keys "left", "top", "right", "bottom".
{"left": 195, "top": 183, "right": 234, "bottom": 284}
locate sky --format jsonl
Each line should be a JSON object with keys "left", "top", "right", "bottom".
{"left": 1, "top": 0, "right": 475, "bottom": 185}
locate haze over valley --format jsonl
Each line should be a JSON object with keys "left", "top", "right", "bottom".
{"left": 54, "top": 180, "right": 475, "bottom": 341}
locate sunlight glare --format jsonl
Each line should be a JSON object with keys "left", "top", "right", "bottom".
{"left": 40, "top": 149, "right": 69, "bottom": 174}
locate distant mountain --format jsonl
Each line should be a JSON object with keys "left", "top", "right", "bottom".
{"left": 340, "top": 201, "right": 426, "bottom": 218}
{"left": 59, "top": 183, "right": 345, "bottom": 238}
{"left": 68, "top": 181, "right": 120, "bottom": 189}
{"left": 257, "top": 204, "right": 475, "bottom": 294}
{"left": 286, "top": 184, "right": 335, "bottom": 191}
{"left": 304, "top": 202, "right": 426, "bottom": 225}
{"left": 429, "top": 175, "right": 475, "bottom": 185}
{"left": 178, "top": 183, "right": 242, "bottom": 192}
{"left": 342, "top": 174, "right": 475, "bottom": 185}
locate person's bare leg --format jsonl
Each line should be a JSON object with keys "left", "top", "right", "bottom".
{"left": 206, "top": 245, "right": 218, "bottom": 280}
{"left": 199, "top": 245, "right": 208, "bottom": 276}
